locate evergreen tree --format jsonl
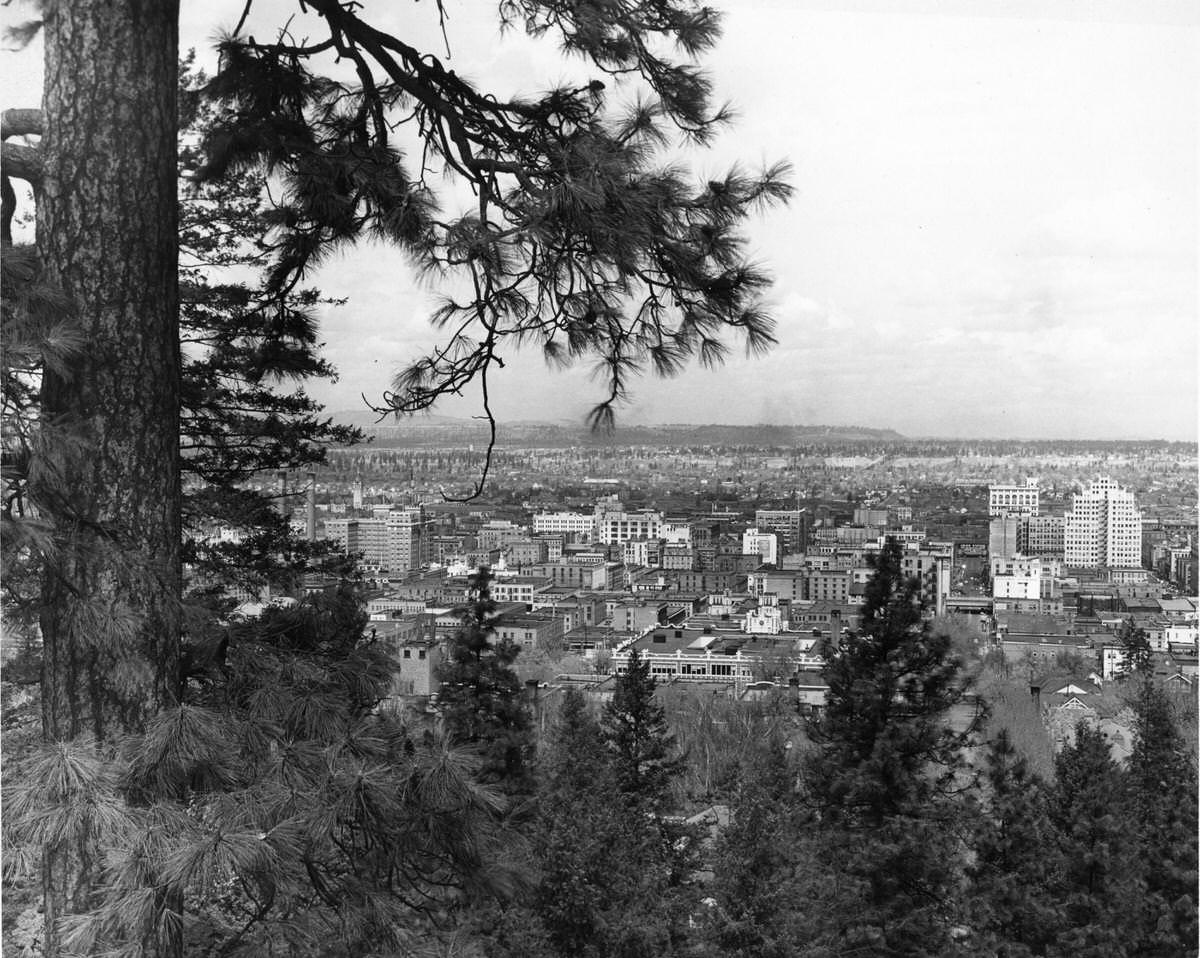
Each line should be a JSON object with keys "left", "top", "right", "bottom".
{"left": 517, "top": 688, "right": 694, "bottom": 958}
{"left": 959, "top": 728, "right": 1063, "bottom": 957}
{"left": 804, "top": 538, "right": 977, "bottom": 956}
{"left": 1123, "top": 680, "right": 1198, "bottom": 956}
{"left": 1049, "top": 722, "right": 1134, "bottom": 954}
{"left": 1116, "top": 620, "right": 1153, "bottom": 678}
{"left": 177, "top": 59, "right": 364, "bottom": 597}
{"left": 3, "top": 584, "right": 518, "bottom": 956}
{"left": 602, "top": 647, "right": 685, "bottom": 808}
{"left": 197, "top": 0, "right": 791, "bottom": 495}
{"left": 704, "top": 737, "right": 809, "bottom": 958}
{"left": 10, "top": 9, "right": 185, "bottom": 953}
{"left": 436, "top": 567, "right": 534, "bottom": 794}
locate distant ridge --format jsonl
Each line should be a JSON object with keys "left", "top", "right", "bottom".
{"left": 327, "top": 411, "right": 905, "bottom": 446}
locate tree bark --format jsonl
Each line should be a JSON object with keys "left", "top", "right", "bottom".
{"left": 35, "top": 1, "right": 181, "bottom": 954}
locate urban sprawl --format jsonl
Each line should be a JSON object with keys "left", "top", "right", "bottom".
{"left": 212, "top": 433, "right": 1198, "bottom": 743}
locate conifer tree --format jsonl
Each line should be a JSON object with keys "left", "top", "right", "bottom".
{"left": 602, "top": 647, "right": 685, "bottom": 808}
{"left": 804, "top": 538, "right": 976, "bottom": 956}
{"left": 177, "top": 60, "right": 364, "bottom": 597}
{"left": 959, "top": 728, "right": 1062, "bottom": 956}
{"left": 1116, "top": 620, "right": 1153, "bottom": 678}
{"left": 436, "top": 567, "right": 534, "bottom": 794}
{"left": 1123, "top": 680, "right": 1198, "bottom": 955}
{"left": 518, "top": 688, "right": 694, "bottom": 958}
{"left": 3, "top": 584, "right": 518, "bottom": 956}
{"left": 1049, "top": 722, "right": 1134, "bottom": 953}
{"left": 196, "top": 0, "right": 792, "bottom": 496}
{"left": 704, "top": 737, "right": 810, "bottom": 958}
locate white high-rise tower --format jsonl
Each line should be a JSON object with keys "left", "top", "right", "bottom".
{"left": 1064, "top": 477, "right": 1142, "bottom": 569}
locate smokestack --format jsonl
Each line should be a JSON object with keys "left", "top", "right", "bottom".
{"left": 306, "top": 471, "right": 317, "bottom": 542}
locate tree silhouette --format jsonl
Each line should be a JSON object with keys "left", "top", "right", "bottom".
{"left": 436, "top": 567, "right": 534, "bottom": 794}
{"left": 804, "top": 538, "right": 978, "bottom": 955}
{"left": 197, "top": 0, "right": 792, "bottom": 496}
{"left": 602, "top": 647, "right": 684, "bottom": 807}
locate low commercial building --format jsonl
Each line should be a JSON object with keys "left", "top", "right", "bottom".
{"left": 611, "top": 627, "right": 823, "bottom": 683}
{"left": 490, "top": 575, "right": 553, "bottom": 605}
{"left": 494, "top": 612, "right": 567, "bottom": 653}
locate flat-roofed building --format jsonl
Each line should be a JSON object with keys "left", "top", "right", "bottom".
{"left": 989, "top": 478, "right": 1040, "bottom": 517}
{"left": 494, "top": 612, "right": 567, "bottom": 652}
{"left": 325, "top": 517, "right": 388, "bottom": 566}
{"left": 526, "top": 559, "right": 611, "bottom": 590}
{"left": 612, "top": 627, "right": 822, "bottom": 682}
{"left": 1025, "top": 515, "right": 1065, "bottom": 558}
{"left": 989, "top": 516, "right": 1022, "bottom": 564}
{"left": 754, "top": 509, "right": 809, "bottom": 555}
{"left": 532, "top": 510, "right": 596, "bottom": 541}
{"left": 490, "top": 575, "right": 552, "bottom": 605}
{"left": 385, "top": 508, "right": 424, "bottom": 574}
{"left": 741, "top": 528, "right": 779, "bottom": 566}
{"left": 595, "top": 508, "right": 665, "bottom": 545}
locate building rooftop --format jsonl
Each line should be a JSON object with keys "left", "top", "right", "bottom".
{"left": 632, "top": 627, "right": 800, "bottom": 657}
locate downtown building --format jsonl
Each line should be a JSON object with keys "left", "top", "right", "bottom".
{"left": 1063, "top": 477, "right": 1143, "bottom": 570}
{"left": 532, "top": 510, "right": 596, "bottom": 541}
{"left": 325, "top": 507, "right": 427, "bottom": 574}
{"left": 754, "top": 508, "right": 810, "bottom": 556}
{"left": 988, "top": 478, "right": 1040, "bottom": 517}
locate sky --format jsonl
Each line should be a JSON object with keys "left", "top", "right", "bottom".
{"left": 3, "top": 0, "right": 1197, "bottom": 440}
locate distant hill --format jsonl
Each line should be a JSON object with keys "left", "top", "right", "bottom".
{"left": 327, "top": 411, "right": 905, "bottom": 447}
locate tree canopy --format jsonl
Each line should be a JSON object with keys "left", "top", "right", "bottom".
{"left": 195, "top": 0, "right": 791, "bottom": 494}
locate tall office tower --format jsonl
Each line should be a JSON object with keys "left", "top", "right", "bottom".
{"left": 1024, "top": 515, "right": 1065, "bottom": 558}
{"left": 385, "top": 507, "right": 424, "bottom": 574}
{"left": 988, "top": 478, "right": 1040, "bottom": 517}
{"left": 754, "top": 508, "right": 810, "bottom": 555}
{"left": 1064, "top": 477, "right": 1143, "bottom": 569}
{"left": 325, "top": 518, "right": 388, "bottom": 566}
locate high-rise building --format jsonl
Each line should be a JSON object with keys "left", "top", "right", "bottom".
{"left": 385, "top": 507, "right": 424, "bottom": 574}
{"left": 754, "top": 508, "right": 809, "bottom": 555}
{"left": 325, "top": 517, "right": 388, "bottom": 566}
{"left": 1024, "top": 515, "right": 1065, "bottom": 558}
{"left": 988, "top": 478, "right": 1040, "bottom": 517}
{"left": 1064, "top": 477, "right": 1142, "bottom": 569}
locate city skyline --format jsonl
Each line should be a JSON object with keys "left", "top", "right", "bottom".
{"left": 2, "top": 0, "right": 1196, "bottom": 441}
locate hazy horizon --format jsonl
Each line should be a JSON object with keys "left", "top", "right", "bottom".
{"left": 329, "top": 408, "right": 1198, "bottom": 445}
{"left": 3, "top": 0, "right": 1196, "bottom": 443}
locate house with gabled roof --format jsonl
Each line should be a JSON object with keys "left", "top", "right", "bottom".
{"left": 1033, "top": 673, "right": 1103, "bottom": 748}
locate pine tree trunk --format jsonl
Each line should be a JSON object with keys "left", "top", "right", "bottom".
{"left": 35, "top": 1, "right": 181, "bottom": 954}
